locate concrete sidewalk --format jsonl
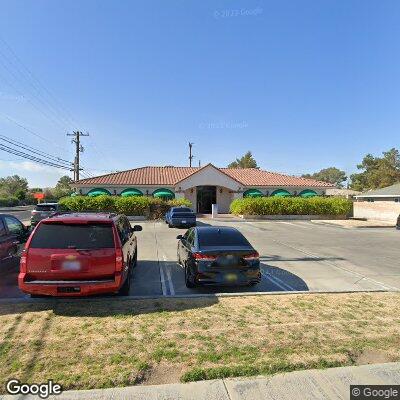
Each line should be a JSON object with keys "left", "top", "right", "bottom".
{"left": 3, "top": 362, "right": 399, "bottom": 400}
{"left": 311, "top": 219, "right": 395, "bottom": 229}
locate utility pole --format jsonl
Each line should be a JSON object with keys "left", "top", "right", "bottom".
{"left": 67, "top": 131, "right": 89, "bottom": 181}
{"left": 189, "top": 142, "right": 194, "bottom": 167}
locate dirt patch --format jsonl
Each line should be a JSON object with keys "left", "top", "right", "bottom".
{"left": 355, "top": 349, "right": 395, "bottom": 365}
{"left": 141, "top": 362, "right": 186, "bottom": 386}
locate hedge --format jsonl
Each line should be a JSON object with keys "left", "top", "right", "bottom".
{"left": 230, "top": 197, "right": 353, "bottom": 216}
{"left": 58, "top": 195, "right": 192, "bottom": 219}
{"left": 0, "top": 197, "right": 19, "bottom": 207}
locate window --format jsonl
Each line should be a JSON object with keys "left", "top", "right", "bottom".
{"left": 4, "top": 216, "right": 23, "bottom": 235}
{"left": 35, "top": 204, "right": 58, "bottom": 211}
{"left": 186, "top": 230, "right": 195, "bottom": 247}
{"left": 117, "top": 218, "right": 131, "bottom": 245}
{"left": 198, "top": 229, "right": 251, "bottom": 248}
{"left": 29, "top": 223, "right": 115, "bottom": 249}
{"left": 0, "top": 219, "right": 6, "bottom": 237}
{"left": 172, "top": 207, "right": 192, "bottom": 213}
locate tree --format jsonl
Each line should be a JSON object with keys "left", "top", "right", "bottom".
{"left": 53, "top": 175, "right": 74, "bottom": 198}
{"left": 0, "top": 175, "right": 28, "bottom": 197}
{"left": 349, "top": 148, "right": 400, "bottom": 191}
{"left": 302, "top": 167, "right": 347, "bottom": 188}
{"left": 228, "top": 151, "right": 258, "bottom": 168}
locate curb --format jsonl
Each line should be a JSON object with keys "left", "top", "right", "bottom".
{"left": 0, "top": 288, "right": 396, "bottom": 305}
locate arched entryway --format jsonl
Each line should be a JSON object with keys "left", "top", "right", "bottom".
{"left": 196, "top": 186, "right": 216, "bottom": 213}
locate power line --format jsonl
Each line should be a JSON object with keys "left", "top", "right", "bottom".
{"left": 0, "top": 35, "right": 80, "bottom": 129}
{"left": 0, "top": 143, "right": 72, "bottom": 170}
{"left": 0, "top": 134, "right": 71, "bottom": 166}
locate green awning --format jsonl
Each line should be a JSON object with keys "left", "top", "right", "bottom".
{"left": 153, "top": 188, "right": 175, "bottom": 199}
{"left": 87, "top": 188, "right": 111, "bottom": 197}
{"left": 271, "top": 189, "right": 292, "bottom": 197}
{"left": 120, "top": 188, "right": 143, "bottom": 197}
{"left": 243, "top": 189, "right": 263, "bottom": 198}
{"left": 299, "top": 189, "right": 318, "bottom": 198}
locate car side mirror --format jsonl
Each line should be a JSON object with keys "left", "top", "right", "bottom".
{"left": 133, "top": 225, "right": 142, "bottom": 232}
{"left": 176, "top": 235, "right": 183, "bottom": 240}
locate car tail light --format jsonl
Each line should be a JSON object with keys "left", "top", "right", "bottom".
{"left": 243, "top": 251, "right": 259, "bottom": 261}
{"left": 20, "top": 250, "right": 28, "bottom": 273}
{"left": 115, "top": 248, "right": 123, "bottom": 271}
{"left": 193, "top": 253, "right": 217, "bottom": 261}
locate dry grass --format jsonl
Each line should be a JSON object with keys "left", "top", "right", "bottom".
{"left": 1, "top": 292, "right": 400, "bottom": 392}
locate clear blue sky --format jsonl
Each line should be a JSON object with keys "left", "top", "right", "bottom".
{"left": 0, "top": 0, "right": 399, "bottom": 187}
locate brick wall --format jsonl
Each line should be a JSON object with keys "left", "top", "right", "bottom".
{"left": 354, "top": 201, "right": 400, "bottom": 223}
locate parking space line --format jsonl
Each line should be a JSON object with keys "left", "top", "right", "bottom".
{"left": 276, "top": 221, "right": 309, "bottom": 229}
{"left": 261, "top": 270, "right": 295, "bottom": 291}
{"left": 163, "top": 255, "right": 176, "bottom": 296}
{"left": 159, "top": 262, "right": 168, "bottom": 296}
{"left": 153, "top": 222, "right": 168, "bottom": 296}
{"left": 245, "top": 221, "right": 400, "bottom": 292}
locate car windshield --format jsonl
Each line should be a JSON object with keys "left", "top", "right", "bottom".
{"left": 198, "top": 229, "right": 251, "bottom": 248}
{"left": 172, "top": 208, "right": 192, "bottom": 213}
{"left": 29, "top": 223, "right": 115, "bottom": 249}
{"left": 35, "top": 204, "right": 57, "bottom": 211}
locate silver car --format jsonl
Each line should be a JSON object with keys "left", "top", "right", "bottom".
{"left": 30, "top": 203, "right": 59, "bottom": 227}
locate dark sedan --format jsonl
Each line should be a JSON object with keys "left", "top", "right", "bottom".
{"left": 165, "top": 207, "right": 196, "bottom": 228}
{"left": 30, "top": 203, "right": 59, "bottom": 227}
{"left": 177, "top": 226, "right": 261, "bottom": 288}
{"left": 0, "top": 214, "right": 30, "bottom": 262}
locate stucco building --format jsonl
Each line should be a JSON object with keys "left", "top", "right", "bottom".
{"left": 72, "top": 163, "right": 333, "bottom": 213}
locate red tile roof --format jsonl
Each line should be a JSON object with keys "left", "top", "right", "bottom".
{"left": 75, "top": 165, "right": 333, "bottom": 188}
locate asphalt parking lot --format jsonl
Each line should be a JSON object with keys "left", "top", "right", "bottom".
{"left": 1, "top": 219, "right": 399, "bottom": 299}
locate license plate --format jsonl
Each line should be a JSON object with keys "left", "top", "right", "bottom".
{"left": 62, "top": 261, "right": 81, "bottom": 271}
{"left": 218, "top": 255, "right": 238, "bottom": 266}
{"left": 225, "top": 273, "right": 238, "bottom": 282}
{"left": 182, "top": 220, "right": 187, "bottom": 224}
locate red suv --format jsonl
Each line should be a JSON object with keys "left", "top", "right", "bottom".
{"left": 18, "top": 213, "right": 142, "bottom": 297}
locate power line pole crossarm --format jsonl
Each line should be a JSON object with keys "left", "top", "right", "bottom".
{"left": 67, "top": 131, "right": 89, "bottom": 182}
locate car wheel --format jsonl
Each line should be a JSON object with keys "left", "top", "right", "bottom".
{"left": 185, "top": 265, "right": 195, "bottom": 288}
{"left": 118, "top": 268, "right": 132, "bottom": 296}
{"left": 168, "top": 223, "right": 172, "bottom": 228}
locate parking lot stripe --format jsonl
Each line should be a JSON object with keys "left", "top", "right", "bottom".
{"left": 163, "top": 255, "right": 176, "bottom": 296}
{"left": 261, "top": 270, "right": 295, "bottom": 291}
{"left": 153, "top": 222, "right": 168, "bottom": 296}
{"left": 245, "top": 221, "right": 400, "bottom": 292}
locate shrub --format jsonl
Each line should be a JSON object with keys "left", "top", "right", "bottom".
{"left": 0, "top": 197, "right": 19, "bottom": 207}
{"left": 230, "top": 197, "right": 352, "bottom": 216}
{"left": 58, "top": 195, "right": 192, "bottom": 219}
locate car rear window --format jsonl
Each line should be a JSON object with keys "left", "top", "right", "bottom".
{"left": 35, "top": 204, "right": 57, "bottom": 211}
{"left": 198, "top": 229, "right": 251, "bottom": 247}
{"left": 29, "top": 223, "right": 115, "bottom": 249}
{"left": 172, "top": 208, "right": 192, "bottom": 213}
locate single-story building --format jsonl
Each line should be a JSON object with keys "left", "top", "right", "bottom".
{"left": 72, "top": 163, "right": 333, "bottom": 213}
{"left": 353, "top": 183, "right": 400, "bottom": 223}
{"left": 354, "top": 183, "right": 400, "bottom": 202}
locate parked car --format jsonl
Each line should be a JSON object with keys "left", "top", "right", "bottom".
{"left": 397, "top": 214, "right": 400, "bottom": 229}
{"left": 165, "top": 206, "right": 196, "bottom": 228}
{"left": 0, "top": 214, "right": 30, "bottom": 262}
{"left": 177, "top": 226, "right": 261, "bottom": 288}
{"left": 31, "top": 203, "right": 59, "bottom": 227}
{"left": 18, "top": 213, "right": 142, "bottom": 297}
